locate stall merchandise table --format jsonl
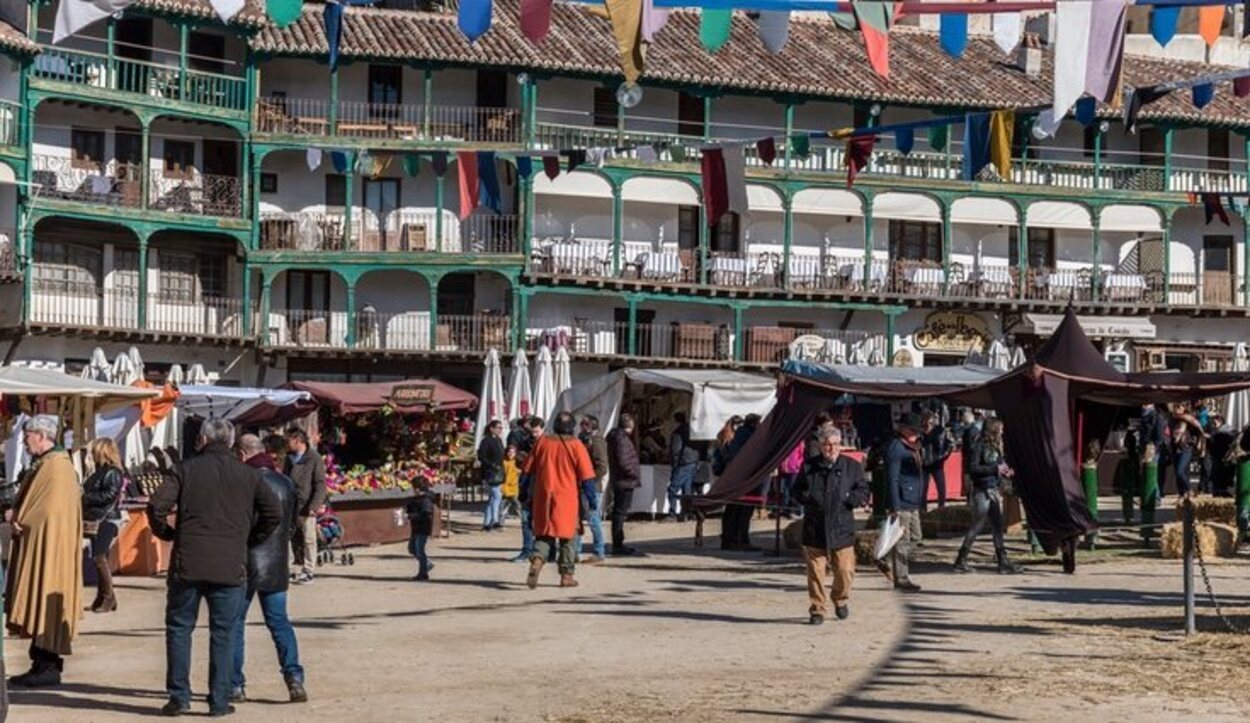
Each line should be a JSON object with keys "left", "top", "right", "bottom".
{"left": 117, "top": 505, "right": 172, "bottom": 576}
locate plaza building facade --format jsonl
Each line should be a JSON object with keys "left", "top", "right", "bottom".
{"left": 2, "top": 0, "right": 1250, "bottom": 388}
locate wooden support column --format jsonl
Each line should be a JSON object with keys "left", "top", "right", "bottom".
{"left": 260, "top": 274, "right": 272, "bottom": 345}
{"left": 1090, "top": 213, "right": 1101, "bottom": 303}
{"left": 178, "top": 23, "right": 188, "bottom": 100}
{"left": 137, "top": 235, "right": 149, "bottom": 328}
{"left": 241, "top": 262, "right": 252, "bottom": 337}
{"left": 519, "top": 175, "right": 534, "bottom": 258}
{"left": 513, "top": 290, "right": 528, "bottom": 352}
{"left": 344, "top": 152, "right": 356, "bottom": 250}
{"left": 344, "top": 280, "right": 357, "bottom": 347}
{"left": 1162, "top": 215, "right": 1172, "bottom": 303}
{"left": 627, "top": 299, "right": 638, "bottom": 356}
{"left": 886, "top": 312, "right": 896, "bottom": 365}
{"left": 732, "top": 305, "right": 744, "bottom": 362}
{"left": 428, "top": 273, "right": 441, "bottom": 350}
{"left": 862, "top": 199, "right": 875, "bottom": 287}
{"left": 940, "top": 201, "right": 952, "bottom": 296}
{"left": 329, "top": 66, "right": 340, "bottom": 135}
{"left": 702, "top": 96, "right": 713, "bottom": 142}
{"left": 781, "top": 191, "right": 794, "bottom": 289}
{"left": 434, "top": 172, "right": 445, "bottom": 252}
{"left": 611, "top": 181, "right": 623, "bottom": 275}
{"left": 1243, "top": 214, "right": 1250, "bottom": 307}
{"left": 1017, "top": 212, "right": 1029, "bottom": 300}
{"left": 1163, "top": 127, "right": 1174, "bottom": 192}
{"left": 106, "top": 17, "right": 116, "bottom": 88}
{"left": 140, "top": 123, "right": 151, "bottom": 208}
{"left": 422, "top": 67, "right": 433, "bottom": 139}
{"left": 699, "top": 205, "right": 710, "bottom": 285}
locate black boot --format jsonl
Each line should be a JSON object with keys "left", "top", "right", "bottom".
{"left": 995, "top": 546, "right": 1021, "bottom": 575}
{"left": 953, "top": 544, "right": 972, "bottom": 573}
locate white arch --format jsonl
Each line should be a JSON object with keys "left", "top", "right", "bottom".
{"left": 873, "top": 192, "right": 941, "bottom": 222}
{"left": 747, "top": 184, "right": 785, "bottom": 212}
{"left": 793, "top": 188, "right": 864, "bottom": 216}
{"left": 951, "top": 197, "right": 1017, "bottom": 226}
{"left": 1100, "top": 204, "right": 1163, "bottom": 233}
{"left": 621, "top": 176, "right": 699, "bottom": 205}
{"left": 533, "top": 170, "right": 612, "bottom": 199}
{"left": 1026, "top": 201, "right": 1092, "bottom": 230}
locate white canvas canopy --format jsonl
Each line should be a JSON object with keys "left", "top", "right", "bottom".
{"left": 554, "top": 368, "right": 777, "bottom": 440}
{"left": 0, "top": 365, "right": 157, "bottom": 413}
{"left": 176, "top": 385, "right": 314, "bottom": 423}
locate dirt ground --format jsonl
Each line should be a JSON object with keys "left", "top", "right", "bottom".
{"left": 8, "top": 503, "right": 1250, "bottom": 722}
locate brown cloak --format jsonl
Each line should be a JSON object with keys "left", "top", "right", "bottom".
{"left": 6, "top": 450, "right": 83, "bottom": 655}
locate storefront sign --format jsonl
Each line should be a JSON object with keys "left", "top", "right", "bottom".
{"left": 912, "top": 312, "right": 990, "bottom": 353}
{"left": 1021, "top": 313, "right": 1156, "bottom": 340}
{"left": 893, "top": 349, "right": 915, "bottom": 368}
{"left": 388, "top": 384, "right": 436, "bottom": 407}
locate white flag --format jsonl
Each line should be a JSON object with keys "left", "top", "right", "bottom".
{"left": 208, "top": 0, "right": 246, "bottom": 23}
{"left": 1051, "top": 0, "right": 1093, "bottom": 121}
{"left": 992, "top": 12, "right": 1022, "bottom": 55}
{"left": 723, "top": 145, "right": 749, "bottom": 219}
{"left": 54, "top": 0, "right": 135, "bottom": 44}
{"left": 758, "top": 11, "right": 790, "bottom": 53}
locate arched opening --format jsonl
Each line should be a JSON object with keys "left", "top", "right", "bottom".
{"left": 266, "top": 268, "right": 350, "bottom": 348}
{"left": 30, "top": 101, "right": 144, "bottom": 209}
{"left": 355, "top": 269, "right": 433, "bottom": 351}
{"left": 1023, "top": 201, "right": 1095, "bottom": 301}
{"left": 436, "top": 270, "right": 512, "bottom": 352}
{"left": 949, "top": 197, "right": 1018, "bottom": 297}
{"left": 1169, "top": 205, "right": 1244, "bottom": 307}
{"left": 28, "top": 217, "right": 137, "bottom": 329}
{"left": 532, "top": 170, "right": 614, "bottom": 277}
{"left": 149, "top": 116, "right": 245, "bottom": 218}
{"left": 875, "top": 192, "right": 943, "bottom": 293}
{"left": 791, "top": 187, "right": 865, "bottom": 290}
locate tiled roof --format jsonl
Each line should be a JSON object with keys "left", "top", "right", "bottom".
{"left": 0, "top": 20, "right": 38, "bottom": 56}
{"left": 134, "top": 0, "right": 268, "bottom": 28}
{"left": 250, "top": 2, "right": 1250, "bottom": 129}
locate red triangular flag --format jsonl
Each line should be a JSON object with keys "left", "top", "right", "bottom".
{"left": 542, "top": 155, "right": 561, "bottom": 180}
{"left": 457, "top": 151, "right": 479, "bottom": 219}
{"left": 701, "top": 147, "right": 729, "bottom": 229}
{"left": 1235, "top": 76, "right": 1250, "bottom": 98}
{"left": 846, "top": 135, "right": 877, "bottom": 187}
{"left": 756, "top": 137, "right": 777, "bottom": 166}
{"left": 520, "top": 0, "right": 554, "bottom": 42}
{"left": 1203, "top": 192, "right": 1230, "bottom": 226}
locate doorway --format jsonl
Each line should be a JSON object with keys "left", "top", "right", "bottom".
{"left": 615, "top": 307, "right": 656, "bottom": 357}
{"left": 202, "top": 139, "right": 239, "bottom": 215}
{"left": 1203, "top": 235, "right": 1234, "bottom": 306}
{"left": 362, "top": 178, "right": 400, "bottom": 251}
{"left": 286, "top": 270, "right": 331, "bottom": 345}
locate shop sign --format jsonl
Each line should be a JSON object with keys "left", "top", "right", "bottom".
{"left": 893, "top": 349, "right": 915, "bottom": 368}
{"left": 389, "top": 384, "right": 436, "bottom": 407}
{"left": 912, "top": 312, "right": 990, "bottom": 353}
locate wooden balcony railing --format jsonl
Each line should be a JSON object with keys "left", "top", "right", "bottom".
{"left": 259, "top": 211, "right": 518, "bottom": 253}
{"left": 256, "top": 97, "right": 521, "bottom": 143}
{"left": 34, "top": 45, "right": 247, "bottom": 111}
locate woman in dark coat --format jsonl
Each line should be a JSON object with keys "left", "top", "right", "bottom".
{"left": 953, "top": 418, "right": 1020, "bottom": 574}
{"left": 792, "top": 426, "right": 869, "bottom": 625}
{"left": 82, "top": 438, "right": 126, "bottom": 613}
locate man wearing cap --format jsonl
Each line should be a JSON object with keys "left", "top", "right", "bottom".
{"left": 885, "top": 413, "right": 926, "bottom": 592}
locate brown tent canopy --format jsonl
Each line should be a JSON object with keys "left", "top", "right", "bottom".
{"left": 285, "top": 379, "right": 477, "bottom": 415}
{"left": 704, "top": 309, "right": 1250, "bottom": 553}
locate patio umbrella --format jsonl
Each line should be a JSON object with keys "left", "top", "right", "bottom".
{"left": 846, "top": 341, "right": 866, "bottom": 366}
{"left": 506, "top": 348, "right": 532, "bottom": 422}
{"left": 985, "top": 339, "right": 1011, "bottom": 371}
{"left": 531, "top": 345, "right": 557, "bottom": 421}
{"left": 554, "top": 345, "right": 572, "bottom": 399}
{"left": 1227, "top": 343, "right": 1250, "bottom": 431}
{"left": 151, "top": 364, "right": 185, "bottom": 452}
{"left": 474, "top": 348, "right": 506, "bottom": 449}
{"left": 81, "top": 347, "right": 111, "bottom": 382}
{"left": 187, "top": 363, "right": 211, "bottom": 385}
{"left": 868, "top": 346, "right": 886, "bottom": 367}
{"left": 111, "top": 351, "right": 147, "bottom": 473}
{"left": 128, "top": 346, "right": 145, "bottom": 381}
{"left": 1009, "top": 345, "right": 1027, "bottom": 368}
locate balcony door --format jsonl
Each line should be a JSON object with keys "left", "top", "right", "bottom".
{"left": 1008, "top": 227, "right": 1056, "bottom": 270}
{"left": 202, "top": 140, "right": 238, "bottom": 215}
{"left": 287, "top": 270, "right": 331, "bottom": 345}
{"left": 1203, "top": 235, "right": 1235, "bottom": 306}
{"left": 368, "top": 64, "right": 402, "bottom": 121}
{"left": 362, "top": 178, "right": 400, "bottom": 251}
{"left": 615, "top": 307, "right": 655, "bottom": 357}
{"left": 889, "top": 220, "right": 943, "bottom": 264}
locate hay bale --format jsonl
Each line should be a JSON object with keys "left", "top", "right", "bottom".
{"left": 1191, "top": 497, "right": 1237, "bottom": 526}
{"left": 782, "top": 520, "right": 803, "bottom": 550}
{"left": 1205, "top": 522, "right": 1240, "bottom": 557}
{"left": 1160, "top": 522, "right": 1217, "bottom": 559}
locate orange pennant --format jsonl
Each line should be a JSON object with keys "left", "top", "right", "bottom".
{"left": 1198, "top": 6, "right": 1224, "bottom": 47}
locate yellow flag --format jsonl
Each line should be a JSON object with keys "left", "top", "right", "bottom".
{"left": 989, "top": 110, "right": 1014, "bottom": 178}
{"left": 604, "top": 0, "right": 645, "bottom": 84}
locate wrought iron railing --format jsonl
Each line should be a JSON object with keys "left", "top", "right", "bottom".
{"left": 256, "top": 97, "right": 521, "bottom": 143}
{"left": 31, "top": 154, "right": 143, "bottom": 207}
{"left": 149, "top": 169, "right": 242, "bottom": 217}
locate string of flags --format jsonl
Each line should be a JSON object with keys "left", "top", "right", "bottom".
{"left": 1191, "top": 192, "right": 1250, "bottom": 227}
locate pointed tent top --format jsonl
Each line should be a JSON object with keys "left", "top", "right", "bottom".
{"left": 1030, "top": 308, "right": 1124, "bottom": 383}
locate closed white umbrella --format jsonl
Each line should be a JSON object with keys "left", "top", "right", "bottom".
{"left": 985, "top": 339, "right": 1011, "bottom": 371}
{"left": 1227, "top": 343, "right": 1250, "bottom": 431}
{"left": 506, "top": 348, "right": 532, "bottom": 421}
{"left": 868, "top": 346, "right": 886, "bottom": 367}
{"left": 846, "top": 341, "right": 866, "bottom": 366}
{"left": 128, "top": 346, "right": 145, "bottom": 382}
{"left": 554, "top": 345, "right": 572, "bottom": 399}
{"left": 474, "top": 348, "right": 506, "bottom": 449}
{"left": 1009, "top": 345, "right": 1027, "bottom": 368}
{"left": 81, "top": 348, "right": 111, "bottom": 381}
{"left": 531, "top": 345, "right": 557, "bottom": 422}
{"left": 111, "top": 352, "right": 146, "bottom": 473}
{"left": 187, "top": 363, "right": 211, "bottom": 385}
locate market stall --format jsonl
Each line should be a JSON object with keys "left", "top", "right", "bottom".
{"left": 287, "top": 379, "right": 477, "bottom": 545}
{"left": 555, "top": 368, "right": 777, "bottom": 515}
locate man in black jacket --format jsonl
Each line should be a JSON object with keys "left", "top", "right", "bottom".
{"left": 885, "top": 413, "right": 926, "bottom": 593}
{"left": 667, "top": 412, "right": 700, "bottom": 522}
{"left": 148, "top": 419, "right": 282, "bottom": 718}
{"left": 285, "top": 427, "right": 327, "bottom": 584}
{"left": 230, "top": 435, "right": 307, "bottom": 706}
{"left": 793, "top": 427, "right": 869, "bottom": 625}
{"left": 606, "top": 413, "right": 641, "bottom": 556}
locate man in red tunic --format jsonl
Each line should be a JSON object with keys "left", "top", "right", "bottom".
{"left": 524, "top": 412, "right": 595, "bottom": 589}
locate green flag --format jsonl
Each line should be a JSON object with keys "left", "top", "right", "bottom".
{"left": 402, "top": 154, "right": 421, "bottom": 177}
{"left": 700, "top": 9, "right": 733, "bottom": 52}
{"left": 670, "top": 144, "right": 687, "bottom": 163}
{"left": 928, "top": 124, "right": 948, "bottom": 153}
{"left": 789, "top": 134, "right": 810, "bottom": 159}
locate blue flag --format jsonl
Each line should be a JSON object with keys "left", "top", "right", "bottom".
{"left": 895, "top": 127, "right": 914, "bottom": 155}
{"left": 1193, "top": 83, "right": 1215, "bottom": 109}
{"left": 940, "top": 13, "right": 968, "bottom": 58}
{"left": 1150, "top": 5, "right": 1181, "bottom": 48}
{"left": 1075, "top": 97, "right": 1096, "bottom": 127}
{"left": 325, "top": 1, "right": 344, "bottom": 71}
{"left": 459, "top": 0, "right": 493, "bottom": 42}
{"left": 478, "top": 152, "right": 502, "bottom": 212}
{"left": 516, "top": 156, "right": 534, "bottom": 181}
{"left": 962, "top": 113, "right": 990, "bottom": 181}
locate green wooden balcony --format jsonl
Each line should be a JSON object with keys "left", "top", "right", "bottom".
{"left": 33, "top": 45, "right": 248, "bottom": 113}
{"left": 255, "top": 97, "right": 520, "bottom": 144}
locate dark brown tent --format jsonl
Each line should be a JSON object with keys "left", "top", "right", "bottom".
{"left": 703, "top": 309, "right": 1250, "bottom": 553}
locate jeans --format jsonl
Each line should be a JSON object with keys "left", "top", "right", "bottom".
{"left": 668, "top": 462, "right": 698, "bottom": 516}
{"left": 166, "top": 580, "right": 247, "bottom": 711}
{"left": 482, "top": 485, "right": 503, "bottom": 528}
{"left": 890, "top": 509, "right": 923, "bottom": 585}
{"left": 532, "top": 537, "right": 575, "bottom": 575}
{"left": 1173, "top": 448, "right": 1194, "bottom": 495}
{"left": 580, "top": 482, "right": 606, "bottom": 558}
{"left": 500, "top": 495, "right": 521, "bottom": 524}
{"left": 925, "top": 464, "right": 947, "bottom": 508}
{"left": 778, "top": 473, "right": 798, "bottom": 513}
{"left": 611, "top": 487, "right": 635, "bottom": 550}
{"left": 231, "top": 589, "right": 304, "bottom": 691}
{"left": 408, "top": 533, "right": 430, "bottom": 575}
{"left": 516, "top": 506, "right": 535, "bottom": 558}
{"left": 961, "top": 488, "right": 1006, "bottom": 551}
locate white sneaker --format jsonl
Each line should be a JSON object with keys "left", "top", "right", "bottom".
{"left": 293, "top": 572, "right": 314, "bottom": 585}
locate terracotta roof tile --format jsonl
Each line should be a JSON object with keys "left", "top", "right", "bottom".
{"left": 250, "top": 2, "right": 1250, "bottom": 129}
{"left": 134, "top": 0, "right": 268, "bottom": 28}
{"left": 0, "top": 20, "right": 38, "bottom": 57}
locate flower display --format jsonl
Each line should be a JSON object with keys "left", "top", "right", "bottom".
{"left": 321, "top": 408, "right": 468, "bottom": 496}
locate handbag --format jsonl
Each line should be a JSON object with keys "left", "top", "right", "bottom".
{"left": 83, "top": 519, "right": 102, "bottom": 537}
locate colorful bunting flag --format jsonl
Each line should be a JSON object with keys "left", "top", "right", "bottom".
{"left": 758, "top": 11, "right": 790, "bottom": 53}
{"left": 700, "top": 9, "right": 733, "bottom": 53}
{"left": 1075, "top": 97, "right": 1096, "bottom": 127}
{"left": 457, "top": 151, "right": 480, "bottom": 220}
{"left": 940, "top": 13, "right": 968, "bottom": 58}
{"left": 478, "top": 152, "right": 502, "bottom": 212}
{"left": 1150, "top": 4, "right": 1181, "bottom": 47}
{"left": 992, "top": 10, "right": 1022, "bottom": 55}
{"left": 520, "top": 0, "right": 554, "bottom": 43}
{"left": 402, "top": 154, "right": 420, "bottom": 177}
{"left": 543, "top": 155, "right": 561, "bottom": 180}
{"left": 928, "top": 124, "right": 948, "bottom": 153}
{"left": 1198, "top": 6, "right": 1224, "bottom": 48}
{"left": 267, "top": 0, "right": 304, "bottom": 29}
{"left": 562, "top": 149, "right": 587, "bottom": 171}
{"left": 724, "top": 145, "right": 748, "bottom": 219}
{"left": 854, "top": 1, "right": 895, "bottom": 79}
{"left": 306, "top": 148, "right": 322, "bottom": 172}
{"left": 325, "top": 0, "right": 345, "bottom": 71}
{"left": 1236, "top": 76, "right": 1250, "bottom": 98}
{"left": 1203, "top": 192, "right": 1230, "bottom": 226}
{"left": 989, "top": 110, "right": 1014, "bottom": 178}
{"left": 1087, "top": 0, "right": 1129, "bottom": 108}
{"left": 962, "top": 112, "right": 991, "bottom": 181}
{"left": 641, "top": 0, "right": 669, "bottom": 42}
{"left": 605, "top": 0, "right": 645, "bottom": 84}
{"left": 670, "top": 144, "right": 687, "bottom": 163}
{"left": 1123, "top": 85, "right": 1172, "bottom": 134}
{"left": 756, "top": 137, "right": 777, "bottom": 166}
{"left": 846, "top": 135, "right": 876, "bottom": 187}
{"left": 701, "top": 147, "right": 729, "bottom": 229}
{"left": 516, "top": 156, "right": 535, "bottom": 181}
{"left": 789, "top": 134, "right": 810, "bottom": 159}
{"left": 330, "top": 150, "right": 348, "bottom": 174}
{"left": 458, "top": 0, "right": 492, "bottom": 43}
{"left": 1053, "top": 0, "right": 1129, "bottom": 122}
{"left": 1193, "top": 83, "right": 1215, "bottom": 109}
{"left": 895, "top": 127, "right": 914, "bottom": 155}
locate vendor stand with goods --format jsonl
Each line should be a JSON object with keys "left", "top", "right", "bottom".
{"left": 554, "top": 369, "right": 776, "bottom": 516}
{"left": 285, "top": 380, "right": 477, "bottom": 545}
